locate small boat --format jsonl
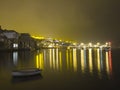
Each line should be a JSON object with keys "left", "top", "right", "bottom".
{"left": 12, "top": 68, "right": 42, "bottom": 77}
{"left": 12, "top": 73, "right": 42, "bottom": 83}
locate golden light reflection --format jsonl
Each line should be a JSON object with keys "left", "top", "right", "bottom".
{"left": 52, "top": 49, "right": 55, "bottom": 70}
{"left": 36, "top": 54, "right": 39, "bottom": 68}
{"left": 73, "top": 49, "right": 77, "bottom": 72}
{"left": 49, "top": 49, "right": 56, "bottom": 70}
{"left": 81, "top": 49, "right": 86, "bottom": 73}
{"left": 56, "top": 49, "right": 59, "bottom": 70}
{"left": 48, "top": 49, "right": 62, "bottom": 71}
{"left": 105, "top": 50, "right": 113, "bottom": 78}
{"left": 89, "top": 48, "right": 93, "bottom": 73}
{"left": 36, "top": 52, "right": 44, "bottom": 69}
{"left": 106, "top": 51, "right": 109, "bottom": 74}
{"left": 97, "top": 48, "right": 101, "bottom": 77}
{"left": 59, "top": 51, "right": 62, "bottom": 71}
{"left": 69, "top": 49, "right": 73, "bottom": 70}
{"left": 40, "top": 53, "right": 44, "bottom": 69}
{"left": 49, "top": 49, "right": 52, "bottom": 69}
{"left": 35, "top": 47, "right": 113, "bottom": 78}
{"left": 100, "top": 50, "right": 103, "bottom": 70}
{"left": 66, "top": 49, "right": 69, "bottom": 70}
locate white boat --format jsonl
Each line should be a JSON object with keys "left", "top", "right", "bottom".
{"left": 12, "top": 68, "right": 42, "bottom": 77}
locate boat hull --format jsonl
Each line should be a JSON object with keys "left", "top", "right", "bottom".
{"left": 12, "top": 68, "right": 41, "bottom": 77}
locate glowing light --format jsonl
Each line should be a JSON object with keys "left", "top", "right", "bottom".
{"left": 59, "top": 39, "right": 62, "bottom": 42}
{"left": 56, "top": 49, "right": 59, "bottom": 70}
{"left": 49, "top": 49, "right": 60, "bottom": 70}
{"left": 106, "top": 51, "right": 109, "bottom": 75}
{"left": 36, "top": 54, "right": 39, "bottom": 68}
{"left": 66, "top": 49, "right": 69, "bottom": 70}
{"left": 48, "top": 44, "right": 54, "bottom": 48}
{"left": 81, "top": 49, "right": 85, "bottom": 73}
{"left": 94, "top": 45, "right": 97, "bottom": 47}
{"left": 97, "top": 42, "right": 100, "bottom": 46}
{"left": 88, "top": 43, "right": 92, "bottom": 47}
{"left": 13, "top": 43, "right": 18, "bottom": 48}
{"left": 97, "top": 48, "right": 101, "bottom": 78}
{"left": 88, "top": 48, "right": 93, "bottom": 73}
{"left": 106, "top": 42, "right": 108, "bottom": 45}
{"left": 35, "top": 52, "right": 44, "bottom": 69}
{"left": 73, "top": 48, "right": 77, "bottom": 72}
{"left": 59, "top": 51, "right": 62, "bottom": 71}
{"left": 108, "top": 50, "right": 112, "bottom": 76}
{"left": 83, "top": 46, "right": 86, "bottom": 49}
{"left": 69, "top": 49, "right": 73, "bottom": 69}
{"left": 31, "top": 35, "right": 44, "bottom": 39}
{"left": 80, "top": 43, "right": 84, "bottom": 46}
{"left": 40, "top": 53, "right": 44, "bottom": 69}
{"left": 100, "top": 49, "right": 103, "bottom": 70}
{"left": 49, "top": 49, "right": 52, "bottom": 69}
{"left": 52, "top": 49, "right": 55, "bottom": 70}
{"left": 105, "top": 50, "right": 113, "bottom": 78}
{"left": 73, "top": 42, "right": 77, "bottom": 45}
{"left": 13, "top": 52, "right": 18, "bottom": 66}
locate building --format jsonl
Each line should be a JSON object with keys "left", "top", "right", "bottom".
{"left": 18, "top": 33, "right": 36, "bottom": 50}
{"left": 0, "top": 26, "right": 19, "bottom": 49}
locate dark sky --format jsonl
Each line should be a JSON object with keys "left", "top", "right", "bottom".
{"left": 0, "top": 0, "right": 120, "bottom": 43}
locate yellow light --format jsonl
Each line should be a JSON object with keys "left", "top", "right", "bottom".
{"left": 81, "top": 49, "right": 85, "bottom": 73}
{"left": 56, "top": 49, "right": 59, "bottom": 70}
{"left": 31, "top": 35, "right": 44, "bottom": 39}
{"left": 59, "top": 51, "right": 62, "bottom": 71}
{"left": 80, "top": 43, "right": 84, "bottom": 46}
{"left": 39, "top": 53, "right": 44, "bottom": 69}
{"left": 48, "top": 44, "right": 53, "bottom": 48}
{"left": 52, "top": 49, "right": 55, "bottom": 69}
{"left": 73, "top": 49, "right": 77, "bottom": 72}
{"left": 35, "top": 52, "right": 44, "bottom": 69}
{"left": 97, "top": 42, "right": 100, "bottom": 46}
{"left": 66, "top": 41, "right": 69, "bottom": 43}
{"left": 97, "top": 48, "right": 101, "bottom": 77}
{"left": 73, "top": 42, "right": 77, "bottom": 45}
{"left": 66, "top": 50, "right": 69, "bottom": 70}
{"left": 94, "top": 45, "right": 97, "bottom": 47}
{"left": 89, "top": 48, "right": 93, "bottom": 73}
{"left": 70, "top": 49, "right": 73, "bottom": 69}
{"left": 49, "top": 49, "right": 52, "bottom": 69}
{"left": 59, "top": 40, "right": 62, "bottom": 42}
{"left": 89, "top": 42, "right": 92, "bottom": 47}
{"left": 106, "top": 52, "right": 109, "bottom": 75}
{"left": 36, "top": 55, "right": 39, "bottom": 68}
{"left": 106, "top": 42, "right": 108, "bottom": 45}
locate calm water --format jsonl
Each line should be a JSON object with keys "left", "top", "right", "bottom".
{"left": 0, "top": 48, "right": 120, "bottom": 90}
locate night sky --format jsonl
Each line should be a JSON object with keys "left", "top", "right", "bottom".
{"left": 0, "top": 0, "right": 120, "bottom": 43}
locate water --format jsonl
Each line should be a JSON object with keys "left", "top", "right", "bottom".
{"left": 0, "top": 48, "right": 120, "bottom": 90}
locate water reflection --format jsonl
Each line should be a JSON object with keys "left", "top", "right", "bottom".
{"left": 34, "top": 48, "right": 112, "bottom": 78}
{"left": 0, "top": 48, "right": 113, "bottom": 79}
{"left": 97, "top": 48, "right": 101, "bottom": 77}
{"left": 80, "top": 49, "right": 86, "bottom": 73}
{"left": 88, "top": 48, "right": 93, "bottom": 73}
{"left": 36, "top": 52, "right": 44, "bottom": 69}
{"left": 11, "top": 74, "right": 42, "bottom": 83}
{"left": 106, "top": 50, "right": 112, "bottom": 78}
{"left": 73, "top": 48, "right": 77, "bottom": 72}
{"left": 12, "top": 51, "right": 35, "bottom": 68}
{"left": 13, "top": 52, "right": 18, "bottom": 66}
